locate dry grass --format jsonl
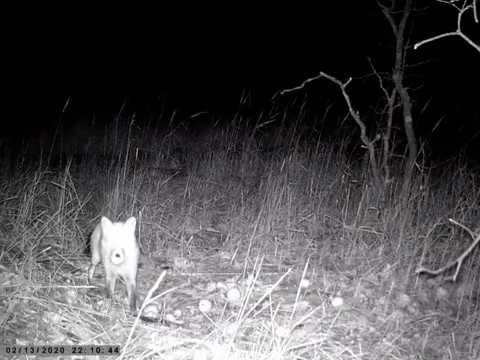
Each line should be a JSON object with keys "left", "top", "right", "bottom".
{"left": 0, "top": 107, "right": 479, "bottom": 359}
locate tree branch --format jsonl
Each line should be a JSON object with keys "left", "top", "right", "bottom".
{"left": 416, "top": 218, "right": 480, "bottom": 282}
{"left": 277, "top": 72, "right": 382, "bottom": 186}
{"left": 414, "top": 1, "right": 480, "bottom": 53}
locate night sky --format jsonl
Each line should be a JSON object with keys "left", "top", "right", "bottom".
{"left": 6, "top": 1, "right": 480, "bottom": 157}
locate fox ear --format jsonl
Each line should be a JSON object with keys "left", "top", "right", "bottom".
{"left": 125, "top": 217, "right": 137, "bottom": 233}
{"left": 101, "top": 216, "right": 113, "bottom": 231}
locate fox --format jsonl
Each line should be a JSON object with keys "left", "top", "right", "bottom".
{"left": 88, "top": 216, "right": 139, "bottom": 313}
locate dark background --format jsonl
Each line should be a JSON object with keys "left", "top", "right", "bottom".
{"left": 4, "top": 1, "right": 480, "bottom": 159}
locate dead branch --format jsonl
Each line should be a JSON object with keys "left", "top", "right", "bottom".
{"left": 277, "top": 72, "right": 382, "bottom": 187}
{"left": 414, "top": 0, "right": 480, "bottom": 54}
{"left": 416, "top": 218, "right": 480, "bottom": 281}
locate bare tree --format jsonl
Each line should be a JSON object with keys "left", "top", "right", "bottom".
{"left": 276, "top": 0, "right": 478, "bottom": 203}
{"left": 379, "top": 0, "right": 418, "bottom": 196}
{"left": 276, "top": 2, "right": 421, "bottom": 198}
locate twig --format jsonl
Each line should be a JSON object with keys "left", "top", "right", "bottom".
{"left": 416, "top": 218, "right": 480, "bottom": 281}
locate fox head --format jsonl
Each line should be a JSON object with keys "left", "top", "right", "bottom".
{"left": 100, "top": 216, "right": 137, "bottom": 265}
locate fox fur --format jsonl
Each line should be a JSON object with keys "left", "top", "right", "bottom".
{"left": 88, "top": 216, "right": 139, "bottom": 312}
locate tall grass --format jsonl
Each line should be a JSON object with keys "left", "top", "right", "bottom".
{"left": 1, "top": 103, "right": 479, "bottom": 359}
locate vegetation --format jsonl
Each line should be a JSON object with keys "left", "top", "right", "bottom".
{"left": 0, "top": 99, "right": 479, "bottom": 359}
